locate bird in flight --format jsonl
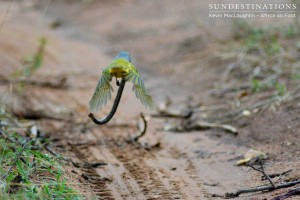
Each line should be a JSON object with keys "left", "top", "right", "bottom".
{"left": 89, "top": 51, "right": 153, "bottom": 113}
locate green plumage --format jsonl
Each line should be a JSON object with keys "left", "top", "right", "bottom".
{"left": 89, "top": 52, "right": 153, "bottom": 113}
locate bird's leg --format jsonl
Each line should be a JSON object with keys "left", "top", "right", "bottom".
{"left": 115, "top": 77, "right": 120, "bottom": 86}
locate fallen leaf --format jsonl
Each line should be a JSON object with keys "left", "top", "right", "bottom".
{"left": 237, "top": 149, "right": 267, "bottom": 166}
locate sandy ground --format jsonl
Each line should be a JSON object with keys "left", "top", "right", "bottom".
{"left": 0, "top": 0, "right": 299, "bottom": 199}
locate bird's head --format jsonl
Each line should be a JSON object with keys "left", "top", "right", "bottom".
{"left": 115, "top": 51, "right": 131, "bottom": 63}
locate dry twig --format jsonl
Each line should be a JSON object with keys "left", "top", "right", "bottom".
{"left": 165, "top": 119, "right": 238, "bottom": 135}
{"left": 44, "top": 144, "right": 80, "bottom": 168}
{"left": 225, "top": 180, "right": 300, "bottom": 198}
{"left": 225, "top": 157, "right": 300, "bottom": 198}
{"left": 151, "top": 109, "right": 192, "bottom": 119}
{"left": 193, "top": 121, "right": 238, "bottom": 135}
{"left": 272, "top": 187, "right": 300, "bottom": 200}
{"left": 247, "top": 158, "right": 275, "bottom": 188}
{"left": 131, "top": 113, "right": 148, "bottom": 142}
{"left": 153, "top": 104, "right": 238, "bottom": 134}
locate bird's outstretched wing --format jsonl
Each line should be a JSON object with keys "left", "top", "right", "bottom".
{"left": 89, "top": 70, "right": 113, "bottom": 113}
{"left": 125, "top": 65, "right": 154, "bottom": 109}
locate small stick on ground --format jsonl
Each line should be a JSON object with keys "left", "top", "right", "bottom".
{"left": 125, "top": 113, "right": 160, "bottom": 150}
{"left": 193, "top": 121, "right": 238, "bottom": 135}
{"left": 265, "top": 169, "right": 292, "bottom": 180}
{"left": 132, "top": 113, "right": 148, "bottom": 142}
{"left": 224, "top": 156, "right": 300, "bottom": 198}
{"left": 44, "top": 144, "right": 69, "bottom": 161}
{"left": 44, "top": 144, "right": 85, "bottom": 168}
{"left": 167, "top": 120, "right": 238, "bottom": 135}
{"left": 82, "top": 162, "right": 107, "bottom": 169}
{"left": 151, "top": 109, "right": 192, "bottom": 119}
{"left": 272, "top": 187, "right": 300, "bottom": 200}
{"left": 247, "top": 157, "right": 275, "bottom": 188}
{"left": 152, "top": 105, "right": 237, "bottom": 134}
{"left": 44, "top": 144, "right": 80, "bottom": 167}
{"left": 225, "top": 180, "right": 300, "bottom": 198}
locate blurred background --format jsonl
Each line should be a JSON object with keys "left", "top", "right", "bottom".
{"left": 0, "top": 0, "right": 300, "bottom": 199}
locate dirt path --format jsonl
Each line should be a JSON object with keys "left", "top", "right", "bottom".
{"left": 64, "top": 124, "right": 248, "bottom": 199}
{"left": 1, "top": 1, "right": 299, "bottom": 199}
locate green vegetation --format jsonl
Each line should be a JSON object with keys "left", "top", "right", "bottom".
{"left": 0, "top": 111, "right": 83, "bottom": 200}
{"left": 232, "top": 20, "right": 286, "bottom": 56}
{"left": 23, "top": 37, "right": 47, "bottom": 77}
{"left": 251, "top": 79, "right": 265, "bottom": 93}
{"left": 13, "top": 37, "right": 47, "bottom": 79}
{"left": 251, "top": 79, "right": 286, "bottom": 96}
{"left": 229, "top": 20, "right": 299, "bottom": 97}
{"left": 8, "top": 37, "right": 48, "bottom": 95}
{"left": 0, "top": 35, "right": 85, "bottom": 199}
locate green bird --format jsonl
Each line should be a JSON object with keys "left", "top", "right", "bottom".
{"left": 89, "top": 51, "right": 153, "bottom": 113}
